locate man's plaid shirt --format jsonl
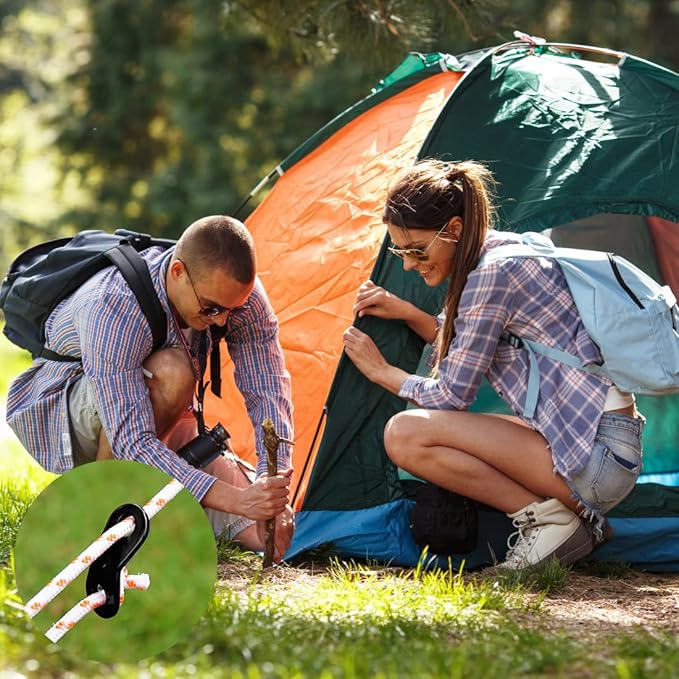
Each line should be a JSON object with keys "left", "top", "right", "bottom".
{"left": 7, "top": 247, "right": 293, "bottom": 500}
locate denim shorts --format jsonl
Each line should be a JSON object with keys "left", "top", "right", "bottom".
{"left": 567, "top": 411, "right": 644, "bottom": 523}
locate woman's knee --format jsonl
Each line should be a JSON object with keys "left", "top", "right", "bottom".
{"left": 384, "top": 411, "right": 421, "bottom": 468}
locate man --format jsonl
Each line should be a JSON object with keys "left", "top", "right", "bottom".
{"left": 7, "top": 215, "right": 294, "bottom": 561}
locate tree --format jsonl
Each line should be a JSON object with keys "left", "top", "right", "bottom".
{"left": 2, "top": 0, "right": 677, "bottom": 249}
{"left": 53, "top": 0, "right": 407, "bottom": 237}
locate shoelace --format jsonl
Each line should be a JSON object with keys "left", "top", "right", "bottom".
{"left": 504, "top": 510, "right": 537, "bottom": 565}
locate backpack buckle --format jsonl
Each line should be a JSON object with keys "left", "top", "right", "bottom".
{"left": 502, "top": 331, "right": 524, "bottom": 349}
{"left": 114, "top": 229, "right": 153, "bottom": 250}
{"left": 127, "top": 234, "right": 152, "bottom": 250}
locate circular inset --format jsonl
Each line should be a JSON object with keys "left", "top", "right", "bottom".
{"left": 14, "top": 459, "right": 217, "bottom": 663}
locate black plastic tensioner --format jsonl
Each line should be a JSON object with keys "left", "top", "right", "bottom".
{"left": 85, "top": 504, "right": 150, "bottom": 618}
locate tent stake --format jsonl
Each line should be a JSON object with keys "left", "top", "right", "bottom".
{"left": 262, "top": 419, "right": 293, "bottom": 568}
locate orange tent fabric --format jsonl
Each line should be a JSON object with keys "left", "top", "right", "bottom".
{"left": 204, "top": 71, "right": 462, "bottom": 498}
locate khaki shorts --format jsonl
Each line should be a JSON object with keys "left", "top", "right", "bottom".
{"left": 67, "top": 375, "right": 102, "bottom": 466}
{"left": 67, "top": 376, "right": 256, "bottom": 539}
{"left": 202, "top": 453, "right": 257, "bottom": 540}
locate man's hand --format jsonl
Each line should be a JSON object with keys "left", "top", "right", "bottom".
{"left": 238, "top": 469, "right": 292, "bottom": 520}
{"left": 257, "top": 504, "right": 295, "bottom": 563}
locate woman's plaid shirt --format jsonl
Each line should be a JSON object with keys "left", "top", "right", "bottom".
{"left": 399, "top": 230, "right": 612, "bottom": 479}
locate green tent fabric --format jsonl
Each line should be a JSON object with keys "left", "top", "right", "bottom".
{"left": 420, "top": 47, "right": 679, "bottom": 229}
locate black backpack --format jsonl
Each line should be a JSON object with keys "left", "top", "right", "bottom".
{"left": 410, "top": 484, "right": 479, "bottom": 555}
{"left": 0, "top": 229, "right": 176, "bottom": 362}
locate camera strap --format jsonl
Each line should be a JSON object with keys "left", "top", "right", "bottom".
{"left": 193, "top": 331, "right": 209, "bottom": 435}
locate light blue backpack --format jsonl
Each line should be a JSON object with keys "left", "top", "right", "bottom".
{"left": 480, "top": 232, "right": 679, "bottom": 419}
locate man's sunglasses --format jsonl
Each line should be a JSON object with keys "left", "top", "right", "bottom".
{"left": 178, "top": 258, "right": 229, "bottom": 317}
{"left": 387, "top": 224, "right": 458, "bottom": 262}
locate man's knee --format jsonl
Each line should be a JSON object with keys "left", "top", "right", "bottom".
{"left": 143, "top": 347, "right": 195, "bottom": 434}
{"left": 203, "top": 454, "right": 255, "bottom": 488}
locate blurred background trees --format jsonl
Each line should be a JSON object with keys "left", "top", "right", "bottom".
{"left": 1, "top": 0, "right": 677, "bottom": 270}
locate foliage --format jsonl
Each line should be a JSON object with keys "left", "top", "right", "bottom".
{"left": 1, "top": 0, "right": 677, "bottom": 254}
{"left": 51, "top": 0, "right": 391, "bottom": 239}
{"left": 230, "top": 0, "right": 501, "bottom": 63}
{"left": 0, "top": 481, "right": 34, "bottom": 565}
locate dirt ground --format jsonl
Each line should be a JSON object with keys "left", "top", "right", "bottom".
{"left": 533, "top": 570, "right": 679, "bottom": 637}
{"left": 218, "top": 559, "right": 679, "bottom": 639}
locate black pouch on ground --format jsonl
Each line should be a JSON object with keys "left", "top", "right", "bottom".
{"left": 409, "top": 483, "right": 479, "bottom": 555}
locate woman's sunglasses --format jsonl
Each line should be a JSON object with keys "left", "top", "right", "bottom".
{"left": 387, "top": 224, "right": 458, "bottom": 262}
{"left": 178, "top": 258, "right": 229, "bottom": 317}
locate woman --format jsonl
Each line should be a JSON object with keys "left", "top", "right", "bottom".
{"left": 342, "top": 159, "right": 644, "bottom": 569}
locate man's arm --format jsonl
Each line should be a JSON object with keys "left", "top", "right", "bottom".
{"left": 74, "top": 286, "right": 219, "bottom": 499}
{"left": 220, "top": 277, "right": 296, "bottom": 557}
{"left": 224, "top": 277, "right": 294, "bottom": 476}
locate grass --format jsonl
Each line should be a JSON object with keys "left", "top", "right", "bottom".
{"left": 491, "top": 556, "right": 571, "bottom": 594}
{"left": 5, "top": 546, "right": 678, "bottom": 678}
{"left": 3, "top": 498, "right": 679, "bottom": 677}
{"left": 0, "top": 479, "right": 34, "bottom": 564}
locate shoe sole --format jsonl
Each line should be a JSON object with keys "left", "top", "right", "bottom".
{"left": 497, "top": 522, "right": 595, "bottom": 571}
{"left": 536, "top": 522, "right": 594, "bottom": 568}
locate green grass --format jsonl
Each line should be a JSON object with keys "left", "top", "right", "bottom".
{"left": 0, "top": 332, "right": 56, "bottom": 489}
{"left": 575, "top": 559, "right": 637, "bottom": 579}
{"left": 490, "top": 556, "right": 571, "bottom": 594}
{"left": 0, "top": 479, "right": 34, "bottom": 564}
{"left": 5, "top": 547, "right": 679, "bottom": 678}
{"left": 4, "top": 521, "right": 679, "bottom": 677}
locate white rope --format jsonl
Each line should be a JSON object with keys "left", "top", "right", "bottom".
{"left": 25, "top": 479, "right": 183, "bottom": 620}
{"left": 45, "top": 568, "right": 150, "bottom": 643}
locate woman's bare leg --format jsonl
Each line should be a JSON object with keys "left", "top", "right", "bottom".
{"left": 384, "top": 409, "right": 577, "bottom": 514}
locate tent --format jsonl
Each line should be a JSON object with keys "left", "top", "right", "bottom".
{"left": 205, "top": 37, "right": 679, "bottom": 571}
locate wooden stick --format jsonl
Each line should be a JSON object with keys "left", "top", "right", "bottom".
{"left": 262, "top": 418, "right": 280, "bottom": 569}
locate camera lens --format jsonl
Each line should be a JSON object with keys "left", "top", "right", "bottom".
{"left": 177, "top": 423, "right": 230, "bottom": 469}
{"left": 210, "top": 423, "right": 228, "bottom": 444}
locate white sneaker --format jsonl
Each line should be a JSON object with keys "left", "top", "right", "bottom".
{"left": 497, "top": 498, "right": 594, "bottom": 570}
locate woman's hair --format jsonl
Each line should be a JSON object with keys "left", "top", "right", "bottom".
{"left": 383, "top": 159, "right": 497, "bottom": 369}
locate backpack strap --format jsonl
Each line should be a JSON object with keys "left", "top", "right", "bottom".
{"left": 104, "top": 244, "right": 167, "bottom": 354}
{"left": 483, "top": 233, "right": 609, "bottom": 419}
{"left": 501, "top": 331, "right": 606, "bottom": 419}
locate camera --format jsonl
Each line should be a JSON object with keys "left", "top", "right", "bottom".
{"left": 177, "top": 423, "right": 230, "bottom": 469}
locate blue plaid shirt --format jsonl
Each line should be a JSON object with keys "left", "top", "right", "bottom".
{"left": 399, "top": 230, "right": 611, "bottom": 478}
{"left": 6, "top": 247, "right": 293, "bottom": 500}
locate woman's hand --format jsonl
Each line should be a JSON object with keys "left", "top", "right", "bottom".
{"left": 343, "top": 326, "right": 388, "bottom": 381}
{"left": 353, "top": 280, "right": 406, "bottom": 320}
{"left": 352, "top": 280, "right": 439, "bottom": 344}
{"left": 343, "top": 326, "right": 409, "bottom": 394}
